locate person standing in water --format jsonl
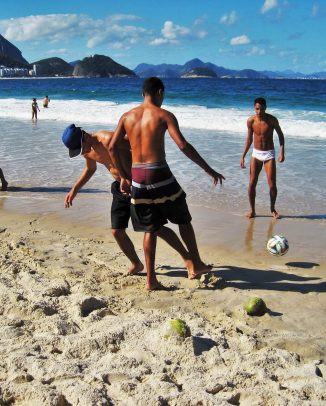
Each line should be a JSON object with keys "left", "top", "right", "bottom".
{"left": 32, "top": 98, "right": 40, "bottom": 120}
{"left": 43, "top": 95, "right": 50, "bottom": 108}
{"left": 240, "top": 97, "right": 285, "bottom": 219}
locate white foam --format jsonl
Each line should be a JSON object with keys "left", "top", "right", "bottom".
{"left": 0, "top": 98, "right": 325, "bottom": 139}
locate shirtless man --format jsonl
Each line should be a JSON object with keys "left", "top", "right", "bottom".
{"left": 62, "top": 124, "right": 191, "bottom": 275}
{"left": 240, "top": 97, "right": 285, "bottom": 219}
{"left": 109, "top": 77, "right": 225, "bottom": 290}
{"left": 43, "top": 95, "right": 50, "bottom": 108}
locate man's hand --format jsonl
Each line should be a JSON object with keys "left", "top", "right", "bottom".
{"left": 240, "top": 157, "right": 246, "bottom": 168}
{"left": 206, "top": 169, "right": 225, "bottom": 186}
{"left": 278, "top": 152, "right": 285, "bottom": 163}
{"left": 120, "top": 178, "right": 131, "bottom": 196}
{"left": 64, "top": 190, "right": 77, "bottom": 208}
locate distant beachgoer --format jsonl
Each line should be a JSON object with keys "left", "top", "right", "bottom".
{"left": 32, "top": 98, "right": 40, "bottom": 120}
{"left": 62, "top": 124, "right": 192, "bottom": 275}
{"left": 109, "top": 77, "right": 225, "bottom": 290}
{"left": 43, "top": 95, "right": 50, "bottom": 108}
{"left": 240, "top": 97, "right": 285, "bottom": 219}
{"left": 0, "top": 168, "right": 8, "bottom": 191}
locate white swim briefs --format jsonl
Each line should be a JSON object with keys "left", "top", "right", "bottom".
{"left": 252, "top": 148, "right": 275, "bottom": 162}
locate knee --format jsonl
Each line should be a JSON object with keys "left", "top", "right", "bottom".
{"left": 111, "top": 228, "right": 125, "bottom": 239}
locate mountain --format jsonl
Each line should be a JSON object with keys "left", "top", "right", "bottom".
{"left": 0, "top": 34, "right": 29, "bottom": 67}
{"left": 73, "top": 54, "right": 136, "bottom": 77}
{"left": 181, "top": 67, "right": 217, "bottom": 78}
{"left": 31, "top": 57, "right": 74, "bottom": 76}
{"left": 134, "top": 58, "right": 266, "bottom": 79}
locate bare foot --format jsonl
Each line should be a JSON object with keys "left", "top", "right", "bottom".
{"left": 246, "top": 211, "right": 256, "bottom": 219}
{"left": 1, "top": 181, "right": 8, "bottom": 191}
{"left": 128, "top": 261, "right": 144, "bottom": 275}
{"left": 272, "top": 210, "right": 281, "bottom": 219}
{"left": 146, "top": 280, "right": 168, "bottom": 291}
{"left": 188, "top": 262, "right": 212, "bottom": 280}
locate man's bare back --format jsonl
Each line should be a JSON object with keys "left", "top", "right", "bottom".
{"left": 117, "top": 103, "right": 171, "bottom": 164}
{"left": 109, "top": 77, "right": 225, "bottom": 290}
{"left": 82, "top": 130, "right": 131, "bottom": 180}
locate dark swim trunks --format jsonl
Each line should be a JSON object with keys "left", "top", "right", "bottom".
{"left": 130, "top": 161, "right": 192, "bottom": 232}
{"left": 111, "top": 181, "right": 131, "bottom": 229}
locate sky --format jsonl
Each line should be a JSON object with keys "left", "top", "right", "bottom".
{"left": 0, "top": 0, "right": 325, "bottom": 73}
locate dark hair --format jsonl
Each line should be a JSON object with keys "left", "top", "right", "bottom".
{"left": 142, "top": 77, "right": 165, "bottom": 96}
{"left": 254, "top": 97, "right": 266, "bottom": 108}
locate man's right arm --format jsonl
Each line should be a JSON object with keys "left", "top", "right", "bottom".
{"left": 108, "top": 116, "right": 131, "bottom": 194}
{"left": 166, "top": 112, "right": 225, "bottom": 185}
{"left": 240, "top": 118, "right": 254, "bottom": 168}
{"left": 64, "top": 158, "right": 97, "bottom": 208}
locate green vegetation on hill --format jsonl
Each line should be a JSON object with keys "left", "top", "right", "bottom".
{"left": 31, "top": 57, "right": 74, "bottom": 77}
{"left": 73, "top": 54, "right": 136, "bottom": 77}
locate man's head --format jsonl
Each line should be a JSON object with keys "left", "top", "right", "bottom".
{"left": 62, "top": 124, "right": 83, "bottom": 158}
{"left": 254, "top": 97, "right": 267, "bottom": 117}
{"left": 142, "top": 77, "right": 165, "bottom": 102}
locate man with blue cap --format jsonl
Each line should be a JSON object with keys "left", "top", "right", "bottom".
{"left": 62, "top": 124, "right": 192, "bottom": 276}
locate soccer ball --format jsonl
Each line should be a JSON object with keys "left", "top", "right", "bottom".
{"left": 267, "top": 235, "right": 289, "bottom": 256}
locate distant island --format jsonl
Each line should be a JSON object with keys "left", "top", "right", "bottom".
{"left": 1, "top": 34, "right": 325, "bottom": 80}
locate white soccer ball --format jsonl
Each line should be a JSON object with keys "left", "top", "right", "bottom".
{"left": 266, "top": 235, "right": 289, "bottom": 256}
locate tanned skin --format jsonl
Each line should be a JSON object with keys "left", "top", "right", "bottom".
{"left": 64, "top": 130, "right": 192, "bottom": 275}
{"left": 109, "top": 85, "right": 225, "bottom": 290}
{"left": 240, "top": 101, "right": 285, "bottom": 219}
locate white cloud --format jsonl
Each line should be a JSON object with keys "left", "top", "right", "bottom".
{"left": 261, "top": 0, "right": 278, "bottom": 14}
{"left": 220, "top": 11, "right": 238, "bottom": 26}
{"left": 150, "top": 19, "right": 206, "bottom": 46}
{"left": 46, "top": 48, "right": 70, "bottom": 55}
{"left": 312, "top": 3, "right": 319, "bottom": 17}
{"left": 230, "top": 35, "right": 250, "bottom": 45}
{"left": 248, "top": 46, "right": 266, "bottom": 56}
{"left": 0, "top": 14, "right": 148, "bottom": 50}
{"left": 161, "top": 21, "right": 190, "bottom": 40}
{"left": 149, "top": 38, "right": 169, "bottom": 46}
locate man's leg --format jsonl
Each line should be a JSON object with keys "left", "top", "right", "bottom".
{"left": 178, "top": 222, "right": 212, "bottom": 279}
{"left": 111, "top": 228, "right": 144, "bottom": 274}
{"left": 264, "top": 159, "right": 280, "bottom": 219}
{"left": 143, "top": 231, "right": 160, "bottom": 290}
{"left": 157, "top": 226, "right": 190, "bottom": 264}
{"left": 247, "top": 158, "right": 263, "bottom": 218}
{"left": 0, "top": 168, "right": 8, "bottom": 191}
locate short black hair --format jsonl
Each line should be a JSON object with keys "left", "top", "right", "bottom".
{"left": 142, "top": 77, "right": 165, "bottom": 96}
{"left": 254, "top": 97, "right": 267, "bottom": 108}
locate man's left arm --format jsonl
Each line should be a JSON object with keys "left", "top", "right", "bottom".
{"left": 274, "top": 118, "right": 285, "bottom": 162}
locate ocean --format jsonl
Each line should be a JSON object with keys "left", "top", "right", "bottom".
{"left": 0, "top": 77, "right": 325, "bottom": 228}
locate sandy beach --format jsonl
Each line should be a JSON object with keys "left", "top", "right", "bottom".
{"left": 0, "top": 196, "right": 325, "bottom": 405}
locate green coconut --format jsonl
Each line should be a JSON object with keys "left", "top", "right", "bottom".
{"left": 164, "top": 319, "right": 191, "bottom": 339}
{"left": 244, "top": 297, "right": 267, "bottom": 316}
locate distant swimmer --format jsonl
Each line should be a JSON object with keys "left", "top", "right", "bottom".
{"left": 32, "top": 98, "right": 40, "bottom": 120}
{"left": 240, "top": 97, "right": 285, "bottom": 219}
{"left": 0, "top": 168, "right": 8, "bottom": 191}
{"left": 43, "top": 95, "right": 50, "bottom": 108}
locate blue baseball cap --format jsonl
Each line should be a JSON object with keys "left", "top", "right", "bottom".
{"left": 62, "top": 124, "right": 83, "bottom": 158}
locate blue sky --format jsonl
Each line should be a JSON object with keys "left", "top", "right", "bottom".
{"left": 1, "top": 0, "right": 325, "bottom": 73}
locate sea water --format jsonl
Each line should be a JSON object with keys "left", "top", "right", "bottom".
{"left": 0, "top": 77, "right": 325, "bottom": 220}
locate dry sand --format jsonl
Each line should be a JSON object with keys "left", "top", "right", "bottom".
{"left": 0, "top": 206, "right": 325, "bottom": 405}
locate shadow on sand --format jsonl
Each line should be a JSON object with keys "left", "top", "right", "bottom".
{"left": 158, "top": 265, "right": 325, "bottom": 294}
